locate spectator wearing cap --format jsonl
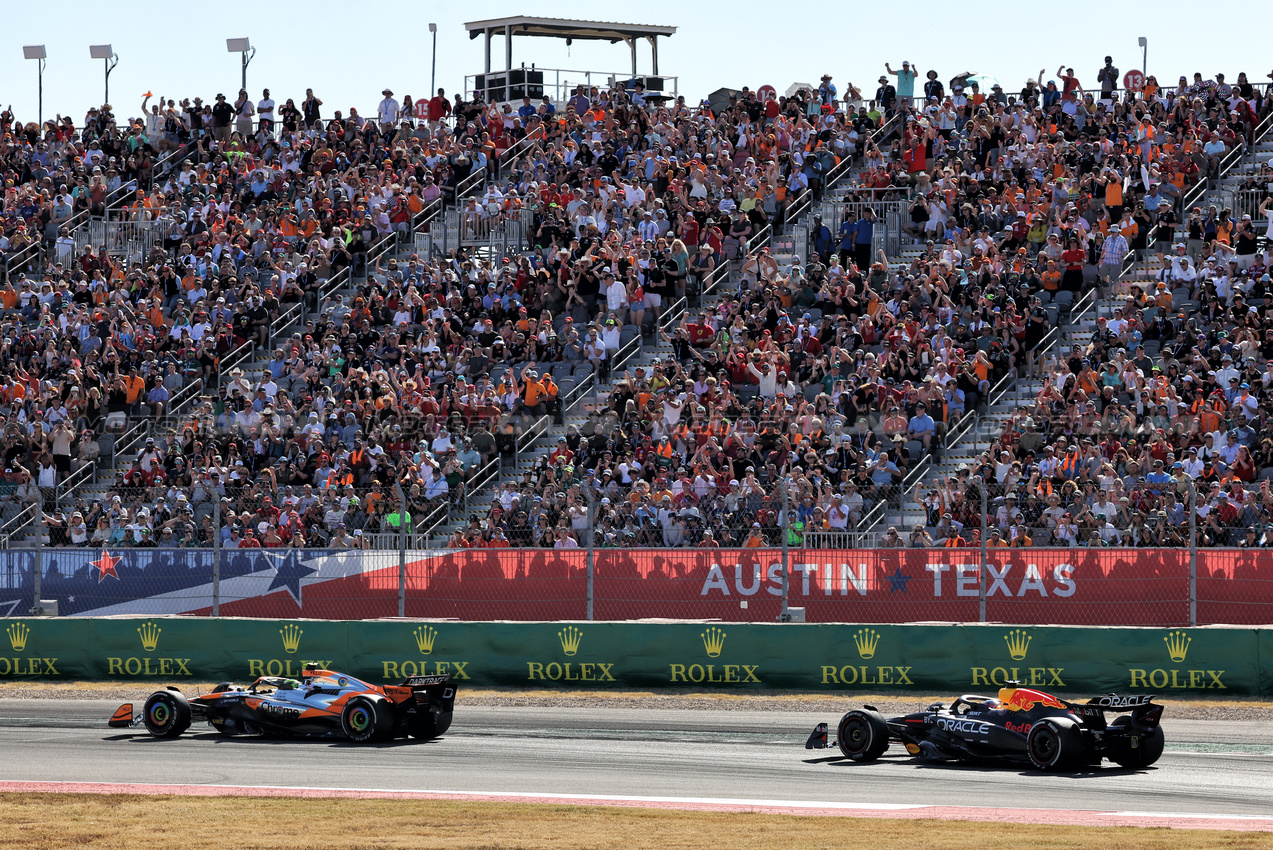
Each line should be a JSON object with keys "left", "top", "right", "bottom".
{"left": 874, "top": 75, "right": 897, "bottom": 116}
{"left": 885, "top": 61, "right": 917, "bottom": 106}
{"left": 210, "top": 93, "right": 234, "bottom": 143}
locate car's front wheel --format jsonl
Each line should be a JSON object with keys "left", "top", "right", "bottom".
{"left": 341, "top": 696, "right": 392, "bottom": 743}
{"left": 142, "top": 690, "right": 191, "bottom": 738}
{"left": 837, "top": 709, "right": 890, "bottom": 761}
{"left": 1026, "top": 717, "right": 1086, "bottom": 770}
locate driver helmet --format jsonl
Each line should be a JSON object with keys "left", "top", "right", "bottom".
{"left": 984, "top": 698, "right": 1002, "bottom": 710}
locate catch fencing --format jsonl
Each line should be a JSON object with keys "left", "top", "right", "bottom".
{"left": 1, "top": 545, "right": 1270, "bottom": 627}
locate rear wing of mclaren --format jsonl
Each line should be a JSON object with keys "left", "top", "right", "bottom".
{"left": 386, "top": 674, "right": 457, "bottom": 713}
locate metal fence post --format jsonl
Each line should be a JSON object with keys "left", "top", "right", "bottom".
{"left": 979, "top": 479, "right": 988, "bottom": 624}
{"left": 1188, "top": 484, "right": 1197, "bottom": 627}
{"left": 780, "top": 477, "right": 790, "bottom": 615}
{"left": 212, "top": 498, "right": 221, "bottom": 617}
{"left": 584, "top": 486, "right": 595, "bottom": 621}
{"left": 32, "top": 490, "right": 44, "bottom": 614}
{"left": 395, "top": 482, "right": 407, "bottom": 618}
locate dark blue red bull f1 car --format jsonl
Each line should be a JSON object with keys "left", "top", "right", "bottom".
{"left": 109, "top": 664, "right": 456, "bottom": 743}
{"left": 807, "top": 683, "right": 1164, "bottom": 770}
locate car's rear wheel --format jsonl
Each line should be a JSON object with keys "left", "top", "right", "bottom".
{"left": 408, "top": 707, "right": 453, "bottom": 740}
{"left": 1107, "top": 717, "right": 1165, "bottom": 768}
{"left": 142, "top": 690, "right": 191, "bottom": 738}
{"left": 1026, "top": 717, "right": 1086, "bottom": 770}
{"left": 837, "top": 709, "right": 890, "bottom": 761}
{"left": 341, "top": 696, "right": 392, "bottom": 743}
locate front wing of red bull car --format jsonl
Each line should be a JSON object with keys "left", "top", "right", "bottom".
{"left": 807, "top": 683, "right": 1164, "bottom": 770}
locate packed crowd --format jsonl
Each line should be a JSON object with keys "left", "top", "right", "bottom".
{"left": 5, "top": 75, "right": 887, "bottom": 547}
{"left": 447, "top": 60, "right": 1273, "bottom": 549}
{"left": 7, "top": 57, "right": 1273, "bottom": 550}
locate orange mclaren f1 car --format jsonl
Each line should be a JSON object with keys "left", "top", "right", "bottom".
{"left": 109, "top": 664, "right": 456, "bottom": 743}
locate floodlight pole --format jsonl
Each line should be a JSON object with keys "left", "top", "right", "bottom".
{"left": 24, "top": 48, "right": 49, "bottom": 126}
{"left": 241, "top": 47, "right": 256, "bottom": 92}
{"left": 103, "top": 53, "right": 118, "bottom": 105}
{"left": 429, "top": 23, "right": 438, "bottom": 103}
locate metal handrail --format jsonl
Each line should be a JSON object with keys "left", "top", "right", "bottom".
{"left": 219, "top": 340, "right": 253, "bottom": 380}
{"left": 0, "top": 504, "right": 38, "bottom": 549}
{"left": 90, "top": 416, "right": 153, "bottom": 484}
{"left": 465, "top": 456, "right": 503, "bottom": 500}
{"left": 453, "top": 166, "right": 488, "bottom": 202}
{"left": 785, "top": 188, "right": 813, "bottom": 227}
{"left": 562, "top": 374, "right": 595, "bottom": 416}
{"left": 152, "top": 140, "right": 198, "bottom": 183}
{"left": 699, "top": 255, "right": 731, "bottom": 299}
{"left": 853, "top": 454, "right": 931, "bottom": 543}
{"left": 411, "top": 197, "right": 445, "bottom": 235}
{"left": 115, "top": 418, "right": 153, "bottom": 463}
{"left": 263, "top": 231, "right": 398, "bottom": 358}
{"left": 2, "top": 241, "right": 43, "bottom": 280}
{"left": 943, "top": 410, "right": 979, "bottom": 453}
{"left": 412, "top": 498, "right": 453, "bottom": 544}
{"left": 162, "top": 378, "right": 205, "bottom": 421}
{"left": 518, "top": 415, "right": 551, "bottom": 453}
{"left": 116, "top": 416, "right": 150, "bottom": 450}
{"left": 417, "top": 414, "right": 556, "bottom": 542}
{"left": 498, "top": 126, "right": 544, "bottom": 170}
{"left": 55, "top": 461, "right": 96, "bottom": 506}
{"left": 985, "top": 368, "right": 1015, "bottom": 409}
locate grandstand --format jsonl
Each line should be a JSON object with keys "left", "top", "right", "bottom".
{"left": 3, "top": 42, "right": 1273, "bottom": 559}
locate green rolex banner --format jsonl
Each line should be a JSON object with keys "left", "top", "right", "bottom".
{"left": 0, "top": 619, "right": 1267, "bottom": 696}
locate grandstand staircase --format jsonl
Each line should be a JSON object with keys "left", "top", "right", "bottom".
{"left": 0, "top": 146, "right": 198, "bottom": 548}
{"left": 1207, "top": 135, "right": 1273, "bottom": 227}
{"left": 417, "top": 166, "right": 890, "bottom": 542}
{"left": 860, "top": 123, "right": 1273, "bottom": 542}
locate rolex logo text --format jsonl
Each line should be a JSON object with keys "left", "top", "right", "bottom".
{"left": 669, "top": 626, "right": 760, "bottom": 684}
{"left": 0, "top": 621, "right": 56, "bottom": 676}
{"left": 107, "top": 619, "right": 190, "bottom": 677}
{"left": 382, "top": 625, "right": 471, "bottom": 681}
{"left": 527, "top": 626, "right": 616, "bottom": 683}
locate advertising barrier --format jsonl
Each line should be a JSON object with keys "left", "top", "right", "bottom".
{"left": 3, "top": 547, "right": 1272, "bottom": 625}
{"left": 0, "top": 618, "right": 1267, "bottom": 695}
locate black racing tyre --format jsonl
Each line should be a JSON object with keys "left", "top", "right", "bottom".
{"left": 408, "top": 708, "right": 454, "bottom": 740}
{"left": 836, "top": 709, "right": 890, "bottom": 761}
{"left": 1107, "top": 717, "right": 1165, "bottom": 768}
{"left": 341, "top": 696, "right": 392, "bottom": 743}
{"left": 142, "top": 690, "right": 191, "bottom": 738}
{"left": 214, "top": 717, "right": 257, "bottom": 737}
{"left": 1026, "top": 717, "right": 1086, "bottom": 770}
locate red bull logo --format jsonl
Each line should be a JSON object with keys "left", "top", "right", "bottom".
{"left": 1002, "top": 688, "right": 1066, "bottom": 712}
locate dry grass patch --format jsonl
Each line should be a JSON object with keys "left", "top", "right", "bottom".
{"left": 1, "top": 794, "right": 1269, "bottom": 850}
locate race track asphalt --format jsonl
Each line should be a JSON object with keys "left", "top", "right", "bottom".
{"left": 0, "top": 699, "right": 1271, "bottom": 820}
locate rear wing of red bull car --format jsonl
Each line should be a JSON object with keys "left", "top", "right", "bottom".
{"left": 1066, "top": 693, "right": 1164, "bottom": 727}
